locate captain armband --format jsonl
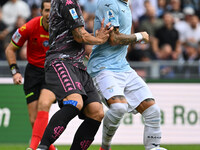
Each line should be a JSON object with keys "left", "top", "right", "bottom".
{"left": 10, "top": 64, "right": 20, "bottom": 76}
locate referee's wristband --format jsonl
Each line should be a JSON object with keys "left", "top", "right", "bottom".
{"left": 10, "top": 64, "right": 20, "bottom": 76}
{"left": 135, "top": 33, "right": 143, "bottom": 42}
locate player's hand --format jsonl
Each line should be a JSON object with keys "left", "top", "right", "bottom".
{"left": 13, "top": 73, "right": 22, "bottom": 84}
{"left": 140, "top": 32, "right": 149, "bottom": 43}
{"left": 95, "top": 19, "right": 113, "bottom": 44}
{"left": 85, "top": 52, "right": 91, "bottom": 60}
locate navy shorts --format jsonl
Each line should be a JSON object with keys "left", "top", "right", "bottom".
{"left": 24, "top": 63, "right": 46, "bottom": 104}
{"left": 45, "top": 61, "right": 101, "bottom": 110}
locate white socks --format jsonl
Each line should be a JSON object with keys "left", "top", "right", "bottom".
{"left": 142, "top": 104, "right": 162, "bottom": 150}
{"left": 101, "top": 103, "right": 128, "bottom": 150}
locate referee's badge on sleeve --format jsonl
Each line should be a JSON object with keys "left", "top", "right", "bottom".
{"left": 12, "top": 30, "right": 21, "bottom": 43}
{"left": 69, "top": 8, "right": 78, "bottom": 20}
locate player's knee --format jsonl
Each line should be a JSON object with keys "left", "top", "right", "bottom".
{"left": 85, "top": 103, "right": 104, "bottom": 121}
{"left": 109, "top": 103, "right": 128, "bottom": 120}
{"left": 89, "top": 106, "right": 104, "bottom": 121}
{"left": 38, "top": 99, "right": 52, "bottom": 111}
{"left": 142, "top": 104, "right": 161, "bottom": 128}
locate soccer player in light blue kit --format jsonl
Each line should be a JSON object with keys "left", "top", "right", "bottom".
{"left": 87, "top": 0, "right": 164, "bottom": 150}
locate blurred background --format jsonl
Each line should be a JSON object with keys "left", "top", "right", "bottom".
{"left": 0, "top": 0, "right": 200, "bottom": 149}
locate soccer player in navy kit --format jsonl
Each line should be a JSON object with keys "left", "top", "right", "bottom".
{"left": 36, "top": 0, "right": 113, "bottom": 149}
{"left": 87, "top": 0, "right": 164, "bottom": 150}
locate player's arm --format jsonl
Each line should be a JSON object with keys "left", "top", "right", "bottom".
{"left": 109, "top": 27, "right": 149, "bottom": 46}
{"left": 72, "top": 19, "right": 113, "bottom": 45}
{"left": 5, "top": 42, "right": 22, "bottom": 84}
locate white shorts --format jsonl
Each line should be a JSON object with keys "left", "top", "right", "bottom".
{"left": 93, "top": 69, "right": 154, "bottom": 113}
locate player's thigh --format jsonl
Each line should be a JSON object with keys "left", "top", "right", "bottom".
{"left": 45, "top": 61, "right": 86, "bottom": 110}
{"left": 24, "top": 63, "right": 45, "bottom": 104}
{"left": 93, "top": 70, "right": 125, "bottom": 101}
{"left": 37, "top": 88, "right": 56, "bottom": 111}
{"left": 124, "top": 69, "right": 154, "bottom": 113}
{"left": 81, "top": 73, "right": 104, "bottom": 121}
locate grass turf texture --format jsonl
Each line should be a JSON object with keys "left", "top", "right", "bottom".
{"left": 0, "top": 144, "right": 200, "bottom": 150}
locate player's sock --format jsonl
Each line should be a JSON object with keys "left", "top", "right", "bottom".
{"left": 101, "top": 103, "right": 128, "bottom": 150}
{"left": 142, "top": 104, "right": 161, "bottom": 150}
{"left": 99, "top": 147, "right": 111, "bottom": 150}
{"left": 38, "top": 104, "right": 79, "bottom": 148}
{"left": 70, "top": 117, "right": 101, "bottom": 150}
{"left": 30, "top": 111, "right": 49, "bottom": 150}
{"left": 48, "top": 144, "right": 56, "bottom": 150}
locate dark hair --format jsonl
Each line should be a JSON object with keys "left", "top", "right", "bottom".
{"left": 41, "top": 0, "right": 51, "bottom": 10}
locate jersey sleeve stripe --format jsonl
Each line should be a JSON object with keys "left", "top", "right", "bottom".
{"left": 11, "top": 40, "right": 21, "bottom": 49}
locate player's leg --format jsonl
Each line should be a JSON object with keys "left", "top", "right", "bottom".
{"left": 136, "top": 100, "right": 161, "bottom": 150}
{"left": 24, "top": 63, "right": 41, "bottom": 128}
{"left": 27, "top": 101, "right": 38, "bottom": 128}
{"left": 100, "top": 96, "right": 128, "bottom": 150}
{"left": 29, "top": 89, "right": 57, "bottom": 150}
{"left": 37, "top": 93, "right": 83, "bottom": 150}
{"left": 70, "top": 69, "right": 104, "bottom": 150}
{"left": 93, "top": 70, "right": 128, "bottom": 150}
{"left": 37, "top": 61, "right": 85, "bottom": 149}
{"left": 125, "top": 69, "right": 161, "bottom": 150}
{"left": 70, "top": 102, "right": 103, "bottom": 150}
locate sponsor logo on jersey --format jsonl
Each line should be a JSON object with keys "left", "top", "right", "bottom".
{"left": 20, "top": 24, "right": 26, "bottom": 32}
{"left": 69, "top": 8, "right": 78, "bottom": 20}
{"left": 105, "top": 4, "right": 112, "bottom": 7}
{"left": 43, "top": 40, "right": 49, "bottom": 47}
{"left": 12, "top": 30, "right": 21, "bottom": 43}
{"left": 107, "top": 10, "right": 115, "bottom": 22}
{"left": 65, "top": 0, "right": 73, "bottom": 5}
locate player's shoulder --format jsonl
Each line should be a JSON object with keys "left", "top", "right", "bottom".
{"left": 98, "top": 0, "right": 117, "bottom": 9}
{"left": 18, "top": 16, "right": 41, "bottom": 33}
{"left": 27, "top": 16, "right": 42, "bottom": 25}
{"left": 25, "top": 16, "right": 42, "bottom": 29}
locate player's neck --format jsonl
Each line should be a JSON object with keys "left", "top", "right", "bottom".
{"left": 42, "top": 18, "right": 49, "bottom": 31}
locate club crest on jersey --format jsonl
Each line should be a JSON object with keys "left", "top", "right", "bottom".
{"left": 43, "top": 40, "right": 49, "bottom": 47}
{"left": 12, "top": 30, "right": 21, "bottom": 43}
{"left": 69, "top": 8, "right": 78, "bottom": 20}
{"left": 20, "top": 24, "right": 26, "bottom": 32}
{"left": 107, "top": 10, "right": 115, "bottom": 22}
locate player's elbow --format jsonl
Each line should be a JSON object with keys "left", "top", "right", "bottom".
{"left": 74, "top": 36, "right": 83, "bottom": 43}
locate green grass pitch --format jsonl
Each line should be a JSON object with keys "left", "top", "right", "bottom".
{"left": 0, "top": 144, "right": 200, "bottom": 150}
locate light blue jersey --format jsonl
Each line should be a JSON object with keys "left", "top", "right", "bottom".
{"left": 87, "top": 0, "right": 132, "bottom": 77}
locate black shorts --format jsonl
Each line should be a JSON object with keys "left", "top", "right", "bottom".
{"left": 45, "top": 61, "right": 101, "bottom": 110}
{"left": 24, "top": 63, "right": 46, "bottom": 104}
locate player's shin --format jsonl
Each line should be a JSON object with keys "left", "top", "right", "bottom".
{"left": 70, "top": 117, "right": 101, "bottom": 150}
{"left": 142, "top": 104, "right": 161, "bottom": 150}
{"left": 30, "top": 111, "right": 49, "bottom": 150}
{"left": 38, "top": 104, "right": 79, "bottom": 149}
{"left": 101, "top": 103, "right": 128, "bottom": 150}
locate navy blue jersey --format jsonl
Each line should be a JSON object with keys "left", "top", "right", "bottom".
{"left": 46, "top": 0, "right": 86, "bottom": 70}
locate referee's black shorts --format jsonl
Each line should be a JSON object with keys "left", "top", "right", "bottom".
{"left": 45, "top": 61, "right": 101, "bottom": 118}
{"left": 24, "top": 63, "right": 46, "bottom": 104}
